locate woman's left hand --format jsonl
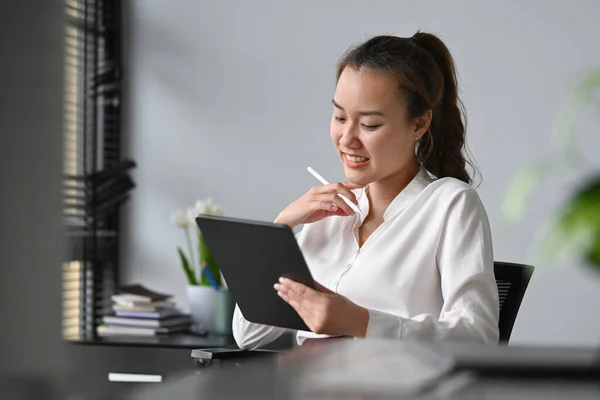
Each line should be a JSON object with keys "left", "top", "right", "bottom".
{"left": 274, "top": 277, "right": 369, "bottom": 337}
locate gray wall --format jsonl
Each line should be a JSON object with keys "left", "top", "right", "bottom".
{"left": 122, "top": 0, "right": 600, "bottom": 346}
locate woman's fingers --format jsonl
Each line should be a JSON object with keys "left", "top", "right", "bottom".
{"left": 309, "top": 183, "right": 361, "bottom": 211}
{"left": 314, "top": 194, "right": 354, "bottom": 216}
{"left": 275, "top": 180, "right": 363, "bottom": 227}
{"left": 329, "top": 182, "right": 360, "bottom": 206}
{"left": 310, "top": 182, "right": 361, "bottom": 205}
{"left": 329, "top": 207, "right": 351, "bottom": 216}
{"left": 329, "top": 193, "right": 356, "bottom": 216}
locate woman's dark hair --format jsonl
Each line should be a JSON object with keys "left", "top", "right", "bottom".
{"left": 336, "top": 31, "right": 476, "bottom": 184}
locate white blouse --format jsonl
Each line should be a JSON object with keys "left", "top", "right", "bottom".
{"left": 233, "top": 167, "right": 500, "bottom": 349}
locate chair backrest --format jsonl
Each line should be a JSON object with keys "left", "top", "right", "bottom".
{"left": 494, "top": 261, "right": 534, "bottom": 343}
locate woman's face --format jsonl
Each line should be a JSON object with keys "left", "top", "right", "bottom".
{"left": 330, "top": 67, "right": 428, "bottom": 186}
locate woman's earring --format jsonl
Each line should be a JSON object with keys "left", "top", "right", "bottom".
{"left": 415, "top": 135, "right": 426, "bottom": 164}
{"left": 414, "top": 137, "right": 420, "bottom": 158}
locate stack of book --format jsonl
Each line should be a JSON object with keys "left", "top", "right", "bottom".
{"left": 97, "top": 284, "right": 192, "bottom": 337}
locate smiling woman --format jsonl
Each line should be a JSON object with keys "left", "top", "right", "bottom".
{"left": 233, "top": 31, "right": 500, "bottom": 349}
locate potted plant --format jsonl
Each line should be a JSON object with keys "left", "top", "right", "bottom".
{"left": 502, "top": 67, "right": 600, "bottom": 272}
{"left": 171, "top": 198, "right": 234, "bottom": 334}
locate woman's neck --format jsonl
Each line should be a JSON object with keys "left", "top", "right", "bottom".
{"left": 366, "top": 162, "right": 420, "bottom": 220}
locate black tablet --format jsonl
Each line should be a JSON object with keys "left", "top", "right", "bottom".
{"left": 195, "top": 214, "right": 316, "bottom": 332}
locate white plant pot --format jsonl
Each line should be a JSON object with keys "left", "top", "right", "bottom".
{"left": 186, "top": 285, "right": 234, "bottom": 335}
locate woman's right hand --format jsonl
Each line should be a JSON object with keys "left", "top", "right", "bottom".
{"left": 274, "top": 182, "right": 363, "bottom": 228}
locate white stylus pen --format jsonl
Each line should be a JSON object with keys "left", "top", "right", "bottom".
{"left": 307, "top": 166, "right": 363, "bottom": 216}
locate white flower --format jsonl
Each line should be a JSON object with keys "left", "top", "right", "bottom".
{"left": 170, "top": 209, "right": 190, "bottom": 228}
{"left": 192, "top": 197, "right": 224, "bottom": 217}
{"left": 171, "top": 198, "right": 225, "bottom": 229}
{"left": 187, "top": 207, "right": 199, "bottom": 228}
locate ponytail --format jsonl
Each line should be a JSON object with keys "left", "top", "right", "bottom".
{"left": 411, "top": 32, "right": 471, "bottom": 184}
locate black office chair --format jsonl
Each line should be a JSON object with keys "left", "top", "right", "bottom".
{"left": 191, "top": 261, "right": 534, "bottom": 367}
{"left": 494, "top": 261, "right": 534, "bottom": 343}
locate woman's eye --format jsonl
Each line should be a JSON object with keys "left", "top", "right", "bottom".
{"left": 335, "top": 116, "right": 346, "bottom": 122}
{"left": 362, "top": 124, "right": 382, "bottom": 131}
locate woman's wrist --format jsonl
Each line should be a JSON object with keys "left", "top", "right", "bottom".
{"left": 274, "top": 214, "right": 296, "bottom": 228}
{"left": 349, "top": 304, "right": 369, "bottom": 338}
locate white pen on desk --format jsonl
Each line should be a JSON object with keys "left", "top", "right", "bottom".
{"left": 306, "top": 166, "right": 363, "bottom": 216}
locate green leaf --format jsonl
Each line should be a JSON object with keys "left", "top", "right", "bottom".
{"left": 535, "top": 176, "right": 600, "bottom": 270}
{"left": 586, "top": 233, "right": 600, "bottom": 269}
{"left": 198, "top": 232, "right": 222, "bottom": 287}
{"left": 555, "top": 67, "right": 600, "bottom": 155}
{"left": 500, "top": 158, "right": 559, "bottom": 225}
{"left": 178, "top": 247, "right": 199, "bottom": 285}
{"left": 501, "top": 66, "right": 600, "bottom": 274}
{"left": 501, "top": 164, "right": 543, "bottom": 224}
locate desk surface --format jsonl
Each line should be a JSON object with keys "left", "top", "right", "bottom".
{"left": 118, "top": 339, "right": 600, "bottom": 400}
{"left": 68, "top": 332, "right": 237, "bottom": 349}
{"left": 2, "top": 340, "right": 599, "bottom": 400}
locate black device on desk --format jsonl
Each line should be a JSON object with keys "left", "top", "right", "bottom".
{"left": 195, "top": 215, "right": 316, "bottom": 332}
